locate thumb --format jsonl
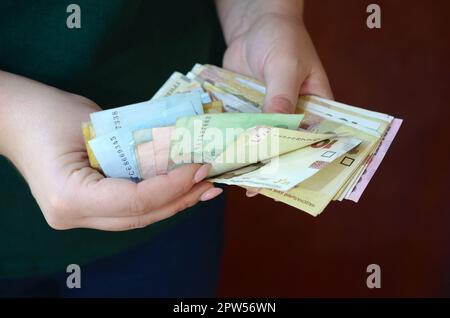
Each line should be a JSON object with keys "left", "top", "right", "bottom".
{"left": 299, "top": 64, "right": 334, "bottom": 100}
{"left": 263, "top": 57, "right": 307, "bottom": 114}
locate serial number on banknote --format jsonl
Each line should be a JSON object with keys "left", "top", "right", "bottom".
{"left": 109, "top": 136, "right": 137, "bottom": 178}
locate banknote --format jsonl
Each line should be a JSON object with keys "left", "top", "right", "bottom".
{"left": 211, "top": 126, "right": 334, "bottom": 174}
{"left": 212, "top": 133, "right": 361, "bottom": 191}
{"left": 136, "top": 126, "right": 174, "bottom": 179}
{"left": 82, "top": 63, "right": 402, "bottom": 216}
{"left": 89, "top": 128, "right": 141, "bottom": 181}
{"left": 298, "top": 95, "right": 400, "bottom": 200}
{"left": 257, "top": 101, "right": 381, "bottom": 215}
{"left": 196, "top": 80, "right": 260, "bottom": 113}
{"left": 151, "top": 72, "right": 192, "bottom": 99}
{"left": 188, "top": 65, "right": 402, "bottom": 203}
{"left": 86, "top": 96, "right": 223, "bottom": 178}
{"left": 169, "top": 113, "right": 305, "bottom": 170}
{"left": 301, "top": 95, "right": 393, "bottom": 134}
{"left": 91, "top": 91, "right": 204, "bottom": 137}
{"left": 81, "top": 122, "right": 99, "bottom": 169}
{"left": 212, "top": 103, "right": 364, "bottom": 213}
{"left": 135, "top": 123, "right": 342, "bottom": 190}
{"left": 89, "top": 92, "right": 204, "bottom": 179}
{"left": 345, "top": 118, "right": 403, "bottom": 201}
{"left": 151, "top": 71, "right": 224, "bottom": 113}
{"left": 190, "top": 64, "right": 264, "bottom": 110}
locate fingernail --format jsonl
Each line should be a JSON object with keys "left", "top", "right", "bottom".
{"left": 200, "top": 187, "right": 223, "bottom": 201}
{"left": 194, "top": 164, "right": 211, "bottom": 183}
{"left": 246, "top": 191, "right": 259, "bottom": 198}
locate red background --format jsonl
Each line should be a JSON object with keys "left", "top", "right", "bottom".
{"left": 219, "top": 0, "right": 450, "bottom": 297}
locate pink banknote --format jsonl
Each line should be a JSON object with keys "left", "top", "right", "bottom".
{"left": 346, "top": 118, "right": 403, "bottom": 202}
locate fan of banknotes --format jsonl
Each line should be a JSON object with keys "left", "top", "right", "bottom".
{"left": 81, "top": 64, "right": 402, "bottom": 216}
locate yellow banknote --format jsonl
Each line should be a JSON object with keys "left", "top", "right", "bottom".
{"left": 260, "top": 120, "right": 379, "bottom": 216}
{"left": 81, "top": 122, "right": 100, "bottom": 169}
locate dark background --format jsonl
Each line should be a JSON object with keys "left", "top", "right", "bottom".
{"left": 219, "top": 0, "right": 450, "bottom": 297}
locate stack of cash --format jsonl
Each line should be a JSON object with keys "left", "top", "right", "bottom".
{"left": 82, "top": 64, "right": 402, "bottom": 216}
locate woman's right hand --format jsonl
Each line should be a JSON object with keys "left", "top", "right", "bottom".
{"left": 0, "top": 70, "right": 223, "bottom": 231}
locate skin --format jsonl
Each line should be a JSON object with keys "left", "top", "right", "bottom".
{"left": 216, "top": 0, "right": 333, "bottom": 196}
{"left": 0, "top": 71, "right": 221, "bottom": 231}
{"left": 0, "top": 0, "right": 332, "bottom": 230}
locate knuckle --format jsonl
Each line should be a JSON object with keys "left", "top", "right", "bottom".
{"left": 266, "top": 95, "right": 293, "bottom": 113}
{"left": 124, "top": 221, "right": 140, "bottom": 231}
{"left": 44, "top": 193, "right": 75, "bottom": 230}
{"left": 166, "top": 175, "right": 193, "bottom": 195}
{"left": 130, "top": 190, "right": 154, "bottom": 215}
{"left": 46, "top": 217, "right": 71, "bottom": 230}
{"left": 176, "top": 201, "right": 189, "bottom": 213}
{"left": 127, "top": 215, "right": 153, "bottom": 230}
{"left": 177, "top": 181, "right": 194, "bottom": 196}
{"left": 175, "top": 197, "right": 197, "bottom": 213}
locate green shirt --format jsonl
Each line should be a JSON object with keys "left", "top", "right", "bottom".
{"left": 0, "top": 0, "right": 225, "bottom": 278}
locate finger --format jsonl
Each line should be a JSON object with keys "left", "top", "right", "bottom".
{"left": 81, "top": 182, "right": 219, "bottom": 231}
{"left": 263, "top": 55, "right": 307, "bottom": 114}
{"left": 245, "top": 187, "right": 260, "bottom": 197}
{"left": 132, "top": 163, "right": 211, "bottom": 211}
{"left": 81, "top": 164, "right": 211, "bottom": 217}
{"left": 222, "top": 44, "right": 253, "bottom": 78}
{"left": 299, "top": 64, "right": 334, "bottom": 100}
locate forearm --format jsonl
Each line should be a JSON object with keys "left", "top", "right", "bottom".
{"left": 215, "top": 0, "right": 304, "bottom": 44}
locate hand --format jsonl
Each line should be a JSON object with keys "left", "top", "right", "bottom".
{"left": 216, "top": 0, "right": 333, "bottom": 196}
{"left": 0, "top": 71, "right": 222, "bottom": 231}
{"left": 220, "top": 3, "right": 333, "bottom": 113}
